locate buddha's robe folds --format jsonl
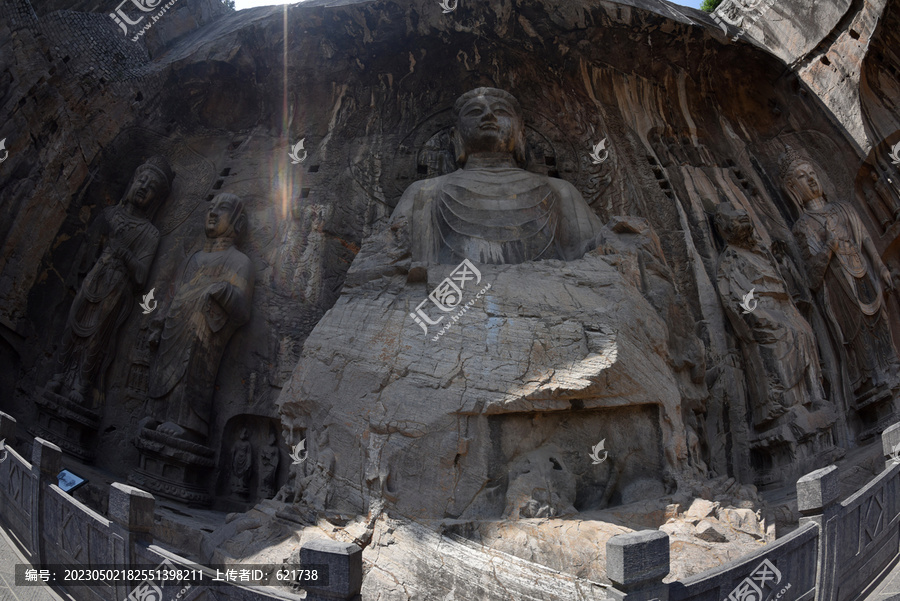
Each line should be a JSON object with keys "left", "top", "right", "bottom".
{"left": 60, "top": 206, "right": 159, "bottom": 396}
{"left": 717, "top": 243, "right": 822, "bottom": 423}
{"left": 793, "top": 202, "right": 898, "bottom": 392}
{"left": 149, "top": 244, "right": 253, "bottom": 439}
{"left": 395, "top": 166, "right": 603, "bottom": 265}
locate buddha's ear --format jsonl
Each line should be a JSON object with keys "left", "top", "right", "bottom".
{"left": 233, "top": 212, "right": 248, "bottom": 239}
{"left": 513, "top": 123, "right": 528, "bottom": 168}
{"left": 784, "top": 177, "right": 801, "bottom": 206}
{"left": 451, "top": 127, "right": 466, "bottom": 167}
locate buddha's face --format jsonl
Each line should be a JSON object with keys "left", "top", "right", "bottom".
{"left": 206, "top": 197, "right": 238, "bottom": 238}
{"left": 456, "top": 95, "right": 521, "bottom": 155}
{"left": 126, "top": 168, "right": 165, "bottom": 210}
{"left": 787, "top": 161, "right": 822, "bottom": 204}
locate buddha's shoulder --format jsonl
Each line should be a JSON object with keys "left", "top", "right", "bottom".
{"left": 227, "top": 245, "right": 253, "bottom": 265}
{"left": 543, "top": 174, "right": 580, "bottom": 196}
{"left": 402, "top": 171, "right": 460, "bottom": 193}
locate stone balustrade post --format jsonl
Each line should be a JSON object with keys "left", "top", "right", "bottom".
{"left": 30, "top": 438, "right": 61, "bottom": 566}
{"left": 108, "top": 483, "right": 156, "bottom": 600}
{"left": 0, "top": 411, "right": 16, "bottom": 444}
{"left": 606, "top": 530, "right": 670, "bottom": 601}
{"left": 797, "top": 464, "right": 840, "bottom": 527}
{"left": 881, "top": 422, "right": 900, "bottom": 470}
{"left": 300, "top": 539, "right": 363, "bottom": 601}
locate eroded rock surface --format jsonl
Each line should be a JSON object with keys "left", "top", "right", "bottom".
{"left": 2, "top": 0, "right": 900, "bottom": 597}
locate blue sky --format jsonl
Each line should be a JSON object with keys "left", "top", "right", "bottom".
{"left": 234, "top": 0, "right": 705, "bottom": 11}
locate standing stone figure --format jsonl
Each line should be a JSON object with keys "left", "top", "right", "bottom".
{"left": 148, "top": 193, "right": 254, "bottom": 443}
{"left": 859, "top": 164, "right": 900, "bottom": 231}
{"left": 715, "top": 202, "right": 826, "bottom": 424}
{"left": 784, "top": 150, "right": 900, "bottom": 401}
{"left": 230, "top": 427, "right": 253, "bottom": 496}
{"left": 47, "top": 156, "right": 174, "bottom": 405}
{"left": 258, "top": 430, "right": 280, "bottom": 499}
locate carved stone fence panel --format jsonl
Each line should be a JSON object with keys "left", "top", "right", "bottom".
{"left": 607, "top": 423, "right": 900, "bottom": 601}
{"left": 0, "top": 412, "right": 309, "bottom": 601}
{"left": 806, "top": 423, "right": 900, "bottom": 601}
{"left": 7, "top": 407, "right": 900, "bottom": 601}
{"left": 668, "top": 522, "right": 817, "bottom": 601}
{"left": 0, "top": 412, "right": 37, "bottom": 563}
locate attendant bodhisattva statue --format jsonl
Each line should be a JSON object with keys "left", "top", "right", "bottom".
{"left": 48, "top": 156, "right": 174, "bottom": 405}
{"left": 147, "top": 193, "right": 254, "bottom": 443}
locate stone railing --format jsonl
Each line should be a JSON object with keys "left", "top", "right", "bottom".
{"left": 608, "top": 421, "right": 900, "bottom": 601}
{"left": 4, "top": 408, "right": 900, "bottom": 601}
{"left": 0, "top": 412, "right": 360, "bottom": 601}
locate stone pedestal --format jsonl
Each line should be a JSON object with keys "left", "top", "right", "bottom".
{"left": 130, "top": 427, "right": 214, "bottom": 506}
{"left": 749, "top": 406, "right": 841, "bottom": 489}
{"left": 855, "top": 384, "right": 897, "bottom": 442}
{"left": 33, "top": 388, "right": 100, "bottom": 462}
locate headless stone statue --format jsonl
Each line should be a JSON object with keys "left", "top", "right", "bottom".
{"left": 392, "top": 87, "right": 603, "bottom": 266}
{"left": 715, "top": 202, "right": 826, "bottom": 424}
{"left": 148, "top": 193, "right": 254, "bottom": 443}
{"left": 48, "top": 156, "right": 174, "bottom": 405}
{"left": 784, "top": 150, "right": 900, "bottom": 401}
{"left": 230, "top": 427, "right": 253, "bottom": 496}
{"left": 258, "top": 430, "right": 280, "bottom": 499}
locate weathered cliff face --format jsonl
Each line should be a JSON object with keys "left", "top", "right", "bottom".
{"left": 711, "top": 0, "right": 900, "bottom": 173}
{"left": 1, "top": 0, "right": 899, "bottom": 586}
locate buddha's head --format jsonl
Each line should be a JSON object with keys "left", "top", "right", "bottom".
{"left": 126, "top": 155, "right": 174, "bottom": 215}
{"left": 452, "top": 87, "right": 527, "bottom": 167}
{"left": 715, "top": 202, "right": 755, "bottom": 247}
{"left": 780, "top": 148, "right": 822, "bottom": 207}
{"left": 206, "top": 193, "right": 247, "bottom": 240}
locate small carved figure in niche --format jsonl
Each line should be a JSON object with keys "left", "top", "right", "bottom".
{"left": 147, "top": 193, "right": 254, "bottom": 443}
{"left": 230, "top": 427, "right": 253, "bottom": 496}
{"left": 47, "top": 156, "right": 174, "bottom": 405}
{"left": 715, "top": 202, "right": 826, "bottom": 424}
{"left": 859, "top": 164, "right": 900, "bottom": 231}
{"left": 258, "top": 429, "right": 280, "bottom": 499}
{"left": 783, "top": 150, "right": 900, "bottom": 400}
{"left": 392, "top": 87, "right": 603, "bottom": 266}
